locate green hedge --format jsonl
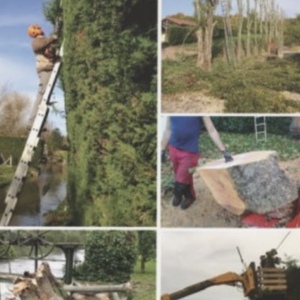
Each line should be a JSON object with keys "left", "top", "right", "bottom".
{"left": 211, "top": 117, "right": 293, "bottom": 135}
{"left": 61, "top": 0, "right": 157, "bottom": 226}
{"left": 74, "top": 231, "right": 138, "bottom": 283}
{"left": 167, "top": 24, "right": 196, "bottom": 45}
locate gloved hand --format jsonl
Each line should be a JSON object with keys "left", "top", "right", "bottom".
{"left": 161, "top": 149, "right": 167, "bottom": 163}
{"left": 222, "top": 150, "right": 233, "bottom": 163}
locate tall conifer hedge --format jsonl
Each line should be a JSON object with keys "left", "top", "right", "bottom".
{"left": 59, "top": 0, "right": 157, "bottom": 226}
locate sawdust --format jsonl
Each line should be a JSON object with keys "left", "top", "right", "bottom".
{"left": 162, "top": 91, "right": 225, "bottom": 113}
{"left": 161, "top": 157, "right": 300, "bottom": 228}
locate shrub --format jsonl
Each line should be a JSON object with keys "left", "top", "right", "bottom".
{"left": 225, "top": 86, "right": 287, "bottom": 113}
{"left": 167, "top": 24, "right": 196, "bottom": 45}
{"left": 75, "top": 231, "right": 138, "bottom": 283}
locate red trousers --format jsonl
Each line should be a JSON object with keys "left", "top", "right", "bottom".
{"left": 168, "top": 145, "right": 199, "bottom": 198}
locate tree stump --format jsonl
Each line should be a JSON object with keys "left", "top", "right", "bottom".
{"left": 195, "top": 151, "right": 298, "bottom": 215}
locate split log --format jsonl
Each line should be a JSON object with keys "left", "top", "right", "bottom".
{"left": 196, "top": 151, "right": 298, "bottom": 215}
{"left": 11, "top": 262, "right": 70, "bottom": 300}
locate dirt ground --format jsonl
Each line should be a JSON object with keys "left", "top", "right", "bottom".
{"left": 161, "top": 157, "right": 300, "bottom": 228}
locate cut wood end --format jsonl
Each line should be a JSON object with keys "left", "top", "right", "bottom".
{"left": 199, "top": 151, "right": 277, "bottom": 170}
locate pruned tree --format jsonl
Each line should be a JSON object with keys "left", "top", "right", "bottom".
{"left": 236, "top": 0, "right": 244, "bottom": 61}
{"left": 246, "top": 0, "right": 253, "bottom": 56}
{"left": 194, "top": 0, "right": 219, "bottom": 70}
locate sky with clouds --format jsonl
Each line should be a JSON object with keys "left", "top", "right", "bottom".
{"left": 162, "top": 0, "right": 300, "bottom": 18}
{"left": 161, "top": 229, "right": 300, "bottom": 300}
{"left": 0, "top": 0, "right": 66, "bottom": 134}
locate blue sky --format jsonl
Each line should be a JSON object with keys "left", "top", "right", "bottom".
{"left": 0, "top": 0, "right": 66, "bottom": 134}
{"left": 162, "top": 0, "right": 300, "bottom": 18}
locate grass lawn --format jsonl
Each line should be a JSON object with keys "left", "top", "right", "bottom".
{"left": 0, "top": 165, "right": 15, "bottom": 188}
{"left": 131, "top": 258, "right": 156, "bottom": 300}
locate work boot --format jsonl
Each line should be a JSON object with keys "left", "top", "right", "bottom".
{"left": 172, "top": 182, "right": 186, "bottom": 207}
{"left": 181, "top": 185, "right": 195, "bottom": 210}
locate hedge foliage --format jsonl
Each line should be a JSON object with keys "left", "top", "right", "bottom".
{"left": 167, "top": 24, "right": 197, "bottom": 45}
{"left": 55, "top": 0, "right": 157, "bottom": 226}
{"left": 74, "top": 231, "right": 138, "bottom": 283}
{"left": 211, "top": 117, "right": 293, "bottom": 135}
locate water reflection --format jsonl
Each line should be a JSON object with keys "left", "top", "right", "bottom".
{"left": 0, "top": 162, "right": 66, "bottom": 226}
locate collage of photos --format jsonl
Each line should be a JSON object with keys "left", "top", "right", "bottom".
{"left": 0, "top": 0, "right": 300, "bottom": 299}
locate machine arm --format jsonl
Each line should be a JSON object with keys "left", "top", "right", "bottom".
{"left": 161, "top": 272, "right": 244, "bottom": 300}
{"left": 161, "top": 263, "right": 257, "bottom": 300}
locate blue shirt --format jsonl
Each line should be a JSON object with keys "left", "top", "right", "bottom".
{"left": 169, "top": 117, "right": 203, "bottom": 153}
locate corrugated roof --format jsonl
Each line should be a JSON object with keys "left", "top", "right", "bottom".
{"left": 162, "top": 16, "right": 196, "bottom": 27}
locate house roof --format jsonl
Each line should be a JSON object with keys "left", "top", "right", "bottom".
{"left": 162, "top": 16, "right": 196, "bottom": 27}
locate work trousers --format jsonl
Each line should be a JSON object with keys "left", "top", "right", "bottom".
{"left": 28, "top": 70, "right": 52, "bottom": 128}
{"left": 168, "top": 145, "right": 199, "bottom": 198}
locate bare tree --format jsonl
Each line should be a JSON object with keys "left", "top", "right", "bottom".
{"left": 246, "top": 0, "right": 253, "bottom": 56}
{"left": 194, "top": 0, "right": 219, "bottom": 70}
{"left": 0, "top": 84, "right": 30, "bottom": 136}
{"left": 236, "top": 0, "right": 244, "bottom": 61}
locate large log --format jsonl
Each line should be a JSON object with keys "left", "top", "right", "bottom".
{"left": 196, "top": 151, "right": 298, "bottom": 215}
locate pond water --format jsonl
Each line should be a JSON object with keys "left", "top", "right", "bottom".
{"left": 0, "top": 162, "right": 66, "bottom": 226}
{"left": 0, "top": 249, "right": 84, "bottom": 299}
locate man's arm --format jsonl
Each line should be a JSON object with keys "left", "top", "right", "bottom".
{"left": 161, "top": 117, "right": 171, "bottom": 151}
{"left": 161, "top": 117, "right": 171, "bottom": 162}
{"left": 32, "top": 35, "right": 57, "bottom": 52}
{"left": 203, "top": 116, "right": 233, "bottom": 162}
{"left": 202, "top": 116, "right": 226, "bottom": 151}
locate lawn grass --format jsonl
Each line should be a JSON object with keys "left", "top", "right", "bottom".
{"left": 0, "top": 165, "right": 15, "bottom": 188}
{"left": 131, "top": 258, "right": 156, "bottom": 300}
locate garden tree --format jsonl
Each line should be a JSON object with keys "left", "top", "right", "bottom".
{"left": 46, "top": 128, "right": 64, "bottom": 154}
{"left": 44, "top": 0, "right": 157, "bottom": 226}
{"left": 284, "top": 256, "right": 300, "bottom": 300}
{"left": 138, "top": 231, "right": 156, "bottom": 273}
{"left": 284, "top": 15, "right": 300, "bottom": 46}
{"left": 194, "top": 0, "right": 219, "bottom": 70}
{"left": 246, "top": 0, "right": 252, "bottom": 56}
{"left": 0, "top": 85, "right": 29, "bottom": 136}
{"left": 236, "top": 0, "right": 244, "bottom": 61}
{"left": 75, "top": 231, "right": 138, "bottom": 283}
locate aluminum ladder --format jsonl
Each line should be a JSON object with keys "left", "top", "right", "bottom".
{"left": 220, "top": 0, "right": 236, "bottom": 66}
{"left": 254, "top": 116, "right": 267, "bottom": 142}
{"left": 0, "top": 45, "right": 63, "bottom": 226}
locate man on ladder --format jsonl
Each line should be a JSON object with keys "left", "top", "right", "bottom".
{"left": 27, "top": 24, "right": 58, "bottom": 130}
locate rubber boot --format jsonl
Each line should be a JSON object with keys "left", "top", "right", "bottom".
{"left": 172, "top": 182, "right": 187, "bottom": 207}
{"left": 181, "top": 185, "right": 195, "bottom": 210}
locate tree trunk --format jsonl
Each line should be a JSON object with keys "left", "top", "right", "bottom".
{"left": 196, "top": 28, "right": 205, "bottom": 68}
{"left": 12, "top": 262, "right": 70, "bottom": 300}
{"left": 194, "top": 0, "right": 217, "bottom": 70}
{"left": 237, "top": 0, "right": 244, "bottom": 61}
{"left": 141, "top": 257, "right": 146, "bottom": 273}
{"left": 246, "top": 0, "right": 252, "bottom": 56}
{"left": 195, "top": 151, "right": 298, "bottom": 215}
